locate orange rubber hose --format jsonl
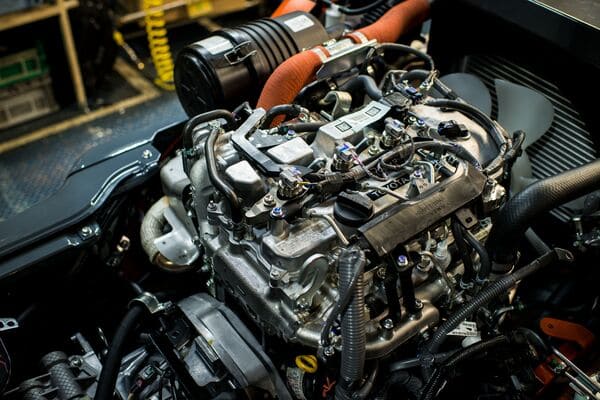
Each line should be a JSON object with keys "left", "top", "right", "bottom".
{"left": 256, "top": 49, "right": 325, "bottom": 111}
{"left": 271, "top": 0, "right": 316, "bottom": 18}
{"left": 259, "top": 0, "right": 431, "bottom": 112}
{"left": 352, "top": 0, "right": 430, "bottom": 44}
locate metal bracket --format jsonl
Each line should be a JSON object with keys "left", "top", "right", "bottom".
{"left": 129, "top": 292, "right": 171, "bottom": 315}
{"left": 0, "top": 318, "right": 18, "bottom": 332}
{"left": 154, "top": 207, "right": 200, "bottom": 266}
{"left": 224, "top": 41, "right": 257, "bottom": 65}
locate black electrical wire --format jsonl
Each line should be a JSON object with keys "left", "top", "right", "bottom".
{"left": 321, "top": 0, "right": 389, "bottom": 15}
{"left": 421, "top": 248, "right": 571, "bottom": 362}
{"left": 320, "top": 249, "right": 365, "bottom": 347}
{"left": 424, "top": 99, "right": 509, "bottom": 174}
{"left": 420, "top": 335, "right": 510, "bottom": 400}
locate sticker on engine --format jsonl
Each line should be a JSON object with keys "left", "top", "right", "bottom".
{"left": 448, "top": 321, "right": 479, "bottom": 337}
{"left": 284, "top": 15, "right": 315, "bottom": 32}
{"left": 198, "top": 36, "right": 233, "bottom": 55}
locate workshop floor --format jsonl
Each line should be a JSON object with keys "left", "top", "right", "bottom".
{"left": 0, "top": 6, "right": 267, "bottom": 222}
{"left": 0, "top": 89, "right": 186, "bottom": 221}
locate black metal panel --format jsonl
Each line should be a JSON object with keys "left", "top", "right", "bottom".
{"left": 453, "top": 0, "right": 600, "bottom": 68}
{"left": 0, "top": 121, "right": 185, "bottom": 269}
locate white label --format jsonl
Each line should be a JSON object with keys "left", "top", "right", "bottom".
{"left": 448, "top": 321, "right": 479, "bottom": 337}
{"left": 284, "top": 15, "right": 315, "bottom": 32}
{"left": 198, "top": 36, "right": 233, "bottom": 55}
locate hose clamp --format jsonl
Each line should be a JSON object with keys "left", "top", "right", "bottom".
{"left": 129, "top": 292, "right": 171, "bottom": 315}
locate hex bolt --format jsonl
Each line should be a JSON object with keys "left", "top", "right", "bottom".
{"left": 397, "top": 254, "right": 409, "bottom": 268}
{"left": 80, "top": 226, "right": 92, "bottom": 237}
{"left": 119, "top": 236, "right": 130, "bottom": 249}
{"left": 383, "top": 318, "right": 394, "bottom": 330}
{"left": 323, "top": 346, "right": 335, "bottom": 357}
{"left": 142, "top": 149, "right": 153, "bottom": 159}
{"left": 263, "top": 194, "right": 276, "bottom": 207}
{"left": 270, "top": 207, "right": 284, "bottom": 218}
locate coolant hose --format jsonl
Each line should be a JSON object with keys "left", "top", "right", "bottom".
{"left": 420, "top": 335, "right": 510, "bottom": 400}
{"left": 95, "top": 304, "right": 147, "bottom": 400}
{"left": 182, "top": 109, "right": 236, "bottom": 173}
{"left": 256, "top": 48, "right": 327, "bottom": 111}
{"left": 204, "top": 126, "right": 243, "bottom": 223}
{"left": 262, "top": 104, "right": 304, "bottom": 128}
{"left": 257, "top": 0, "right": 430, "bottom": 110}
{"left": 451, "top": 220, "right": 475, "bottom": 285}
{"left": 487, "top": 159, "right": 600, "bottom": 264}
{"left": 421, "top": 248, "right": 571, "bottom": 365}
{"left": 348, "top": 0, "right": 430, "bottom": 44}
{"left": 339, "top": 75, "right": 383, "bottom": 101}
{"left": 463, "top": 228, "right": 492, "bottom": 282}
{"left": 335, "top": 248, "right": 367, "bottom": 400}
{"left": 271, "top": 0, "right": 315, "bottom": 17}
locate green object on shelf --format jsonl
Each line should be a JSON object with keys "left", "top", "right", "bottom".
{"left": 0, "top": 42, "right": 49, "bottom": 89}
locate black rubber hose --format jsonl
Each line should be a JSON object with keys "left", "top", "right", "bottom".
{"left": 277, "top": 121, "right": 326, "bottom": 134}
{"left": 451, "top": 220, "right": 475, "bottom": 285}
{"left": 487, "top": 159, "right": 600, "bottom": 264}
{"left": 409, "top": 140, "right": 481, "bottom": 169}
{"left": 375, "top": 371, "right": 422, "bottom": 400}
{"left": 377, "top": 44, "right": 435, "bottom": 72}
{"left": 462, "top": 228, "right": 491, "bottom": 283}
{"left": 339, "top": 75, "right": 383, "bottom": 101}
{"left": 355, "top": 362, "right": 379, "bottom": 400}
{"left": 204, "top": 127, "right": 243, "bottom": 223}
{"left": 335, "top": 249, "right": 367, "bottom": 400}
{"left": 424, "top": 98, "right": 509, "bottom": 174}
{"left": 397, "top": 69, "right": 457, "bottom": 100}
{"left": 95, "top": 305, "right": 147, "bottom": 400}
{"left": 422, "top": 248, "right": 571, "bottom": 360}
{"left": 182, "top": 109, "right": 235, "bottom": 173}
{"left": 262, "top": 104, "right": 303, "bottom": 128}
{"left": 420, "top": 335, "right": 510, "bottom": 400}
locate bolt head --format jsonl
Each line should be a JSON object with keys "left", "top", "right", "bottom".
{"left": 383, "top": 318, "right": 394, "bottom": 330}
{"left": 270, "top": 207, "right": 284, "bottom": 218}
{"left": 263, "top": 194, "right": 275, "bottom": 207}
{"left": 397, "top": 254, "right": 409, "bottom": 267}
{"left": 80, "top": 226, "right": 92, "bottom": 237}
{"left": 142, "top": 149, "right": 153, "bottom": 159}
{"left": 324, "top": 346, "right": 335, "bottom": 357}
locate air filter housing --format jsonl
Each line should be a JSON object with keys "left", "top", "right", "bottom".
{"left": 174, "top": 12, "right": 329, "bottom": 116}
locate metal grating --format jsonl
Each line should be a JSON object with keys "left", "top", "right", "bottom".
{"left": 464, "top": 54, "right": 598, "bottom": 221}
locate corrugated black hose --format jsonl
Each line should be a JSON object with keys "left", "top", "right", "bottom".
{"left": 421, "top": 248, "right": 572, "bottom": 376}
{"left": 335, "top": 248, "right": 367, "bottom": 400}
{"left": 419, "top": 335, "right": 510, "bottom": 400}
{"left": 487, "top": 159, "right": 600, "bottom": 264}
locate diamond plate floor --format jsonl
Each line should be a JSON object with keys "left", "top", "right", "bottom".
{"left": 0, "top": 91, "right": 185, "bottom": 221}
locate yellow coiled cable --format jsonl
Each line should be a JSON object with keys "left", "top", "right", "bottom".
{"left": 143, "top": 0, "right": 175, "bottom": 90}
